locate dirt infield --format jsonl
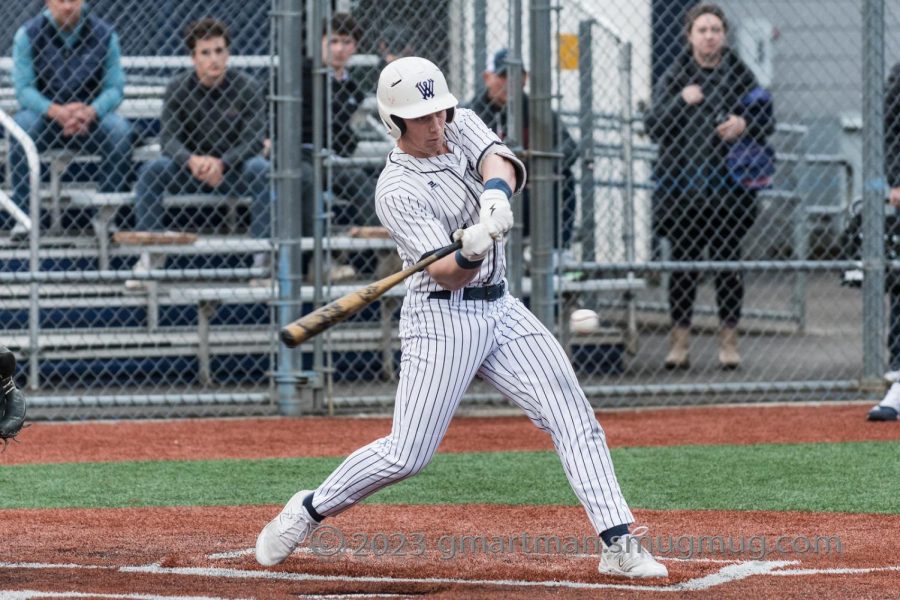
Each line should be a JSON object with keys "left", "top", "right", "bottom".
{"left": 3, "top": 403, "right": 898, "bottom": 465}
{"left": 1, "top": 504, "right": 897, "bottom": 599}
{"left": 2, "top": 403, "right": 899, "bottom": 598}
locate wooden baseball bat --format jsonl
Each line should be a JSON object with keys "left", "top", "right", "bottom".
{"left": 281, "top": 239, "right": 463, "bottom": 348}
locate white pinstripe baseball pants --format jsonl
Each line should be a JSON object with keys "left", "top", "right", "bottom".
{"left": 312, "top": 290, "right": 634, "bottom": 533}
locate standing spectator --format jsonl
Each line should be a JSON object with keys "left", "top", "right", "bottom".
{"left": 868, "top": 62, "right": 900, "bottom": 421}
{"left": 127, "top": 18, "right": 269, "bottom": 287}
{"left": 9, "top": 0, "right": 132, "bottom": 238}
{"left": 645, "top": 3, "right": 774, "bottom": 370}
{"left": 466, "top": 48, "right": 578, "bottom": 252}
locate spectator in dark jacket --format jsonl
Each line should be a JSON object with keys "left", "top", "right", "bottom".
{"left": 868, "top": 62, "right": 900, "bottom": 421}
{"left": 128, "top": 18, "right": 269, "bottom": 287}
{"left": 645, "top": 2, "right": 774, "bottom": 370}
{"left": 9, "top": 0, "right": 131, "bottom": 238}
{"left": 466, "top": 48, "right": 578, "bottom": 251}
{"left": 298, "top": 12, "right": 375, "bottom": 234}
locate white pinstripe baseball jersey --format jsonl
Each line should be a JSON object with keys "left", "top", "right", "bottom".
{"left": 375, "top": 108, "right": 524, "bottom": 295}
{"left": 309, "top": 106, "right": 635, "bottom": 536}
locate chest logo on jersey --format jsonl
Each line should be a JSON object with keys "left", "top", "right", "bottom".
{"left": 415, "top": 79, "right": 435, "bottom": 100}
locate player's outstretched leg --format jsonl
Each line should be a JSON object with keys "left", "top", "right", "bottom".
{"left": 478, "top": 299, "right": 667, "bottom": 578}
{"left": 256, "top": 299, "right": 486, "bottom": 566}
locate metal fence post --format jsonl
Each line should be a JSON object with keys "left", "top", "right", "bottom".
{"left": 861, "top": 0, "right": 886, "bottom": 391}
{"left": 528, "top": 0, "right": 555, "bottom": 328}
{"left": 578, "top": 20, "right": 595, "bottom": 264}
{"left": 618, "top": 41, "right": 639, "bottom": 354}
{"left": 309, "top": 0, "right": 328, "bottom": 413}
{"left": 506, "top": 0, "right": 524, "bottom": 297}
{"left": 473, "top": 0, "right": 487, "bottom": 95}
{"left": 273, "top": 0, "right": 311, "bottom": 414}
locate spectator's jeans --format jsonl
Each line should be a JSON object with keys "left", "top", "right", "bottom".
{"left": 663, "top": 188, "right": 757, "bottom": 328}
{"left": 134, "top": 156, "right": 271, "bottom": 238}
{"left": 10, "top": 110, "right": 132, "bottom": 214}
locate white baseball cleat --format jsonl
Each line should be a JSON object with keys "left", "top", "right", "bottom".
{"left": 598, "top": 534, "right": 668, "bottom": 579}
{"left": 255, "top": 489, "right": 320, "bottom": 566}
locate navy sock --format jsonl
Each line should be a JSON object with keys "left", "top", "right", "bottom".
{"left": 600, "top": 524, "right": 630, "bottom": 547}
{"left": 303, "top": 493, "right": 325, "bottom": 523}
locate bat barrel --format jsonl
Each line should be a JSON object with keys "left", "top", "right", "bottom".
{"left": 280, "top": 313, "right": 335, "bottom": 348}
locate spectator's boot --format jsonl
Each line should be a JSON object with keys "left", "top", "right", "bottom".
{"left": 718, "top": 326, "right": 741, "bottom": 370}
{"left": 664, "top": 326, "right": 690, "bottom": 369}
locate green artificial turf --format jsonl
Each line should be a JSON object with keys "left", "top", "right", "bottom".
{"left": 1, "top": 441, "right": 898, "bottom": 513}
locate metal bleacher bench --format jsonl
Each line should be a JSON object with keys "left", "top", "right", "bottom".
{"left": 169, "top": 283, "right": 406, "bottom": 385}
{"left": 67, "top": 189, "right": 252, "bottom": 270}
{"left": 169, "top": 275, "right": 646, "bottom": 385}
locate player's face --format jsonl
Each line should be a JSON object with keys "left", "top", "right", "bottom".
{"left": 324, "top": 33, "right": 357, "bottom": 72}
{"left": 688, "top": 13, "right": 726, "bottom": 65}
{"left": 399, "top": 109, "right": 448, "bottom": 158}
{"left": 192, "top": 37, "right": 230, "bottom": 87}
{"left": 46, "top": 0, "right": 83, "bottom": 31}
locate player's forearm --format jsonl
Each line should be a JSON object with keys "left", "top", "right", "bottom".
{"left": 427, "top": 253, "right": 480, "bottom": 290}
{"left": 480, "top": 153, "right": 517, "bottom": 189}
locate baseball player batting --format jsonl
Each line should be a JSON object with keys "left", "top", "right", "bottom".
{"left": 256, "top": 56, "right": 667, "bottom": 579}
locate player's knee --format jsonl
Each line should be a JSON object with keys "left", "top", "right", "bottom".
{"left": 389, "top": 455, "right": 429, "bottom": 480}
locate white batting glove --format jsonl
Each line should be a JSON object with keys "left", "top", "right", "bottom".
{"left": 479, "top": 189, "right": 514, "bottom": 240}
{"left": 452, "top": 223, "right": 493, "bottom": 262}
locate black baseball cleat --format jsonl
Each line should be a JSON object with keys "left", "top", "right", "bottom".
{"left": 867, "top": 405, "right": 899, "bottom": 421}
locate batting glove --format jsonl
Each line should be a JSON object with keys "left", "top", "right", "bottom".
{"left": 453, "top": 223, "right": 493, "bottom": 262}
{"left": 479, "top": 189, "right": 514, "bottom": 240}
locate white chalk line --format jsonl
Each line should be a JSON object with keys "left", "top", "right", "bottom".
{"left": 2, "top": 559, "right": 899, "bottom": 594}
{"left": 770, "top": 565, "right": 900, "bottom": 576}
{"left": 118, "top": 561, "right": 788, "bottom": 592}
{"left": 0, "top": 560, "right": 785, "bottom": 593}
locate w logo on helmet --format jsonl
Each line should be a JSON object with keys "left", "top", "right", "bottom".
{"left": 415, "top": 79, "right": 435, "bottom": 100}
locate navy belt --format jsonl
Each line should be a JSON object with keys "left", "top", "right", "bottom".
{"left": 428, "top": 282, "right": 505, "bottom": 302}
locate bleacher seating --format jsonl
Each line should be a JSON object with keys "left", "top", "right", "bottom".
{"left": 0, "top": 53, "right": 639, "bottom": 398}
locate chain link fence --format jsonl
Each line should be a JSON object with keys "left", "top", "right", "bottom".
{"left": 553, "top": 0, "right": 882, "bottom": 406}
{"left": 0, "top": 0, "right": 896, "bottom": 417}
{"left": 0, "top": 0, "right": 276, "bottom": 417}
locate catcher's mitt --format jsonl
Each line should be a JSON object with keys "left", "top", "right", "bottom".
{"left": 0, "top": 346, "right": 26, "bottom": 445}
{"left": 0, "top": 379, "right": 26, "bottom": 444}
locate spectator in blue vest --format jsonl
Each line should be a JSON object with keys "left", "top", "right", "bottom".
{"left": 9, "top": 0, "right": 132, "bottom": 238}
{"left": 126, "top": 18, "right": 269, "bottom": 289}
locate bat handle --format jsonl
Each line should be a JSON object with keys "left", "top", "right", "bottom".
{"left": 280, "top": 239, "right": 463, "bottom": 348}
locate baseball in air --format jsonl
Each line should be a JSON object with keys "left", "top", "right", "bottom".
{"left": 570, "top": 309, "right": 600, "bottom": 334}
